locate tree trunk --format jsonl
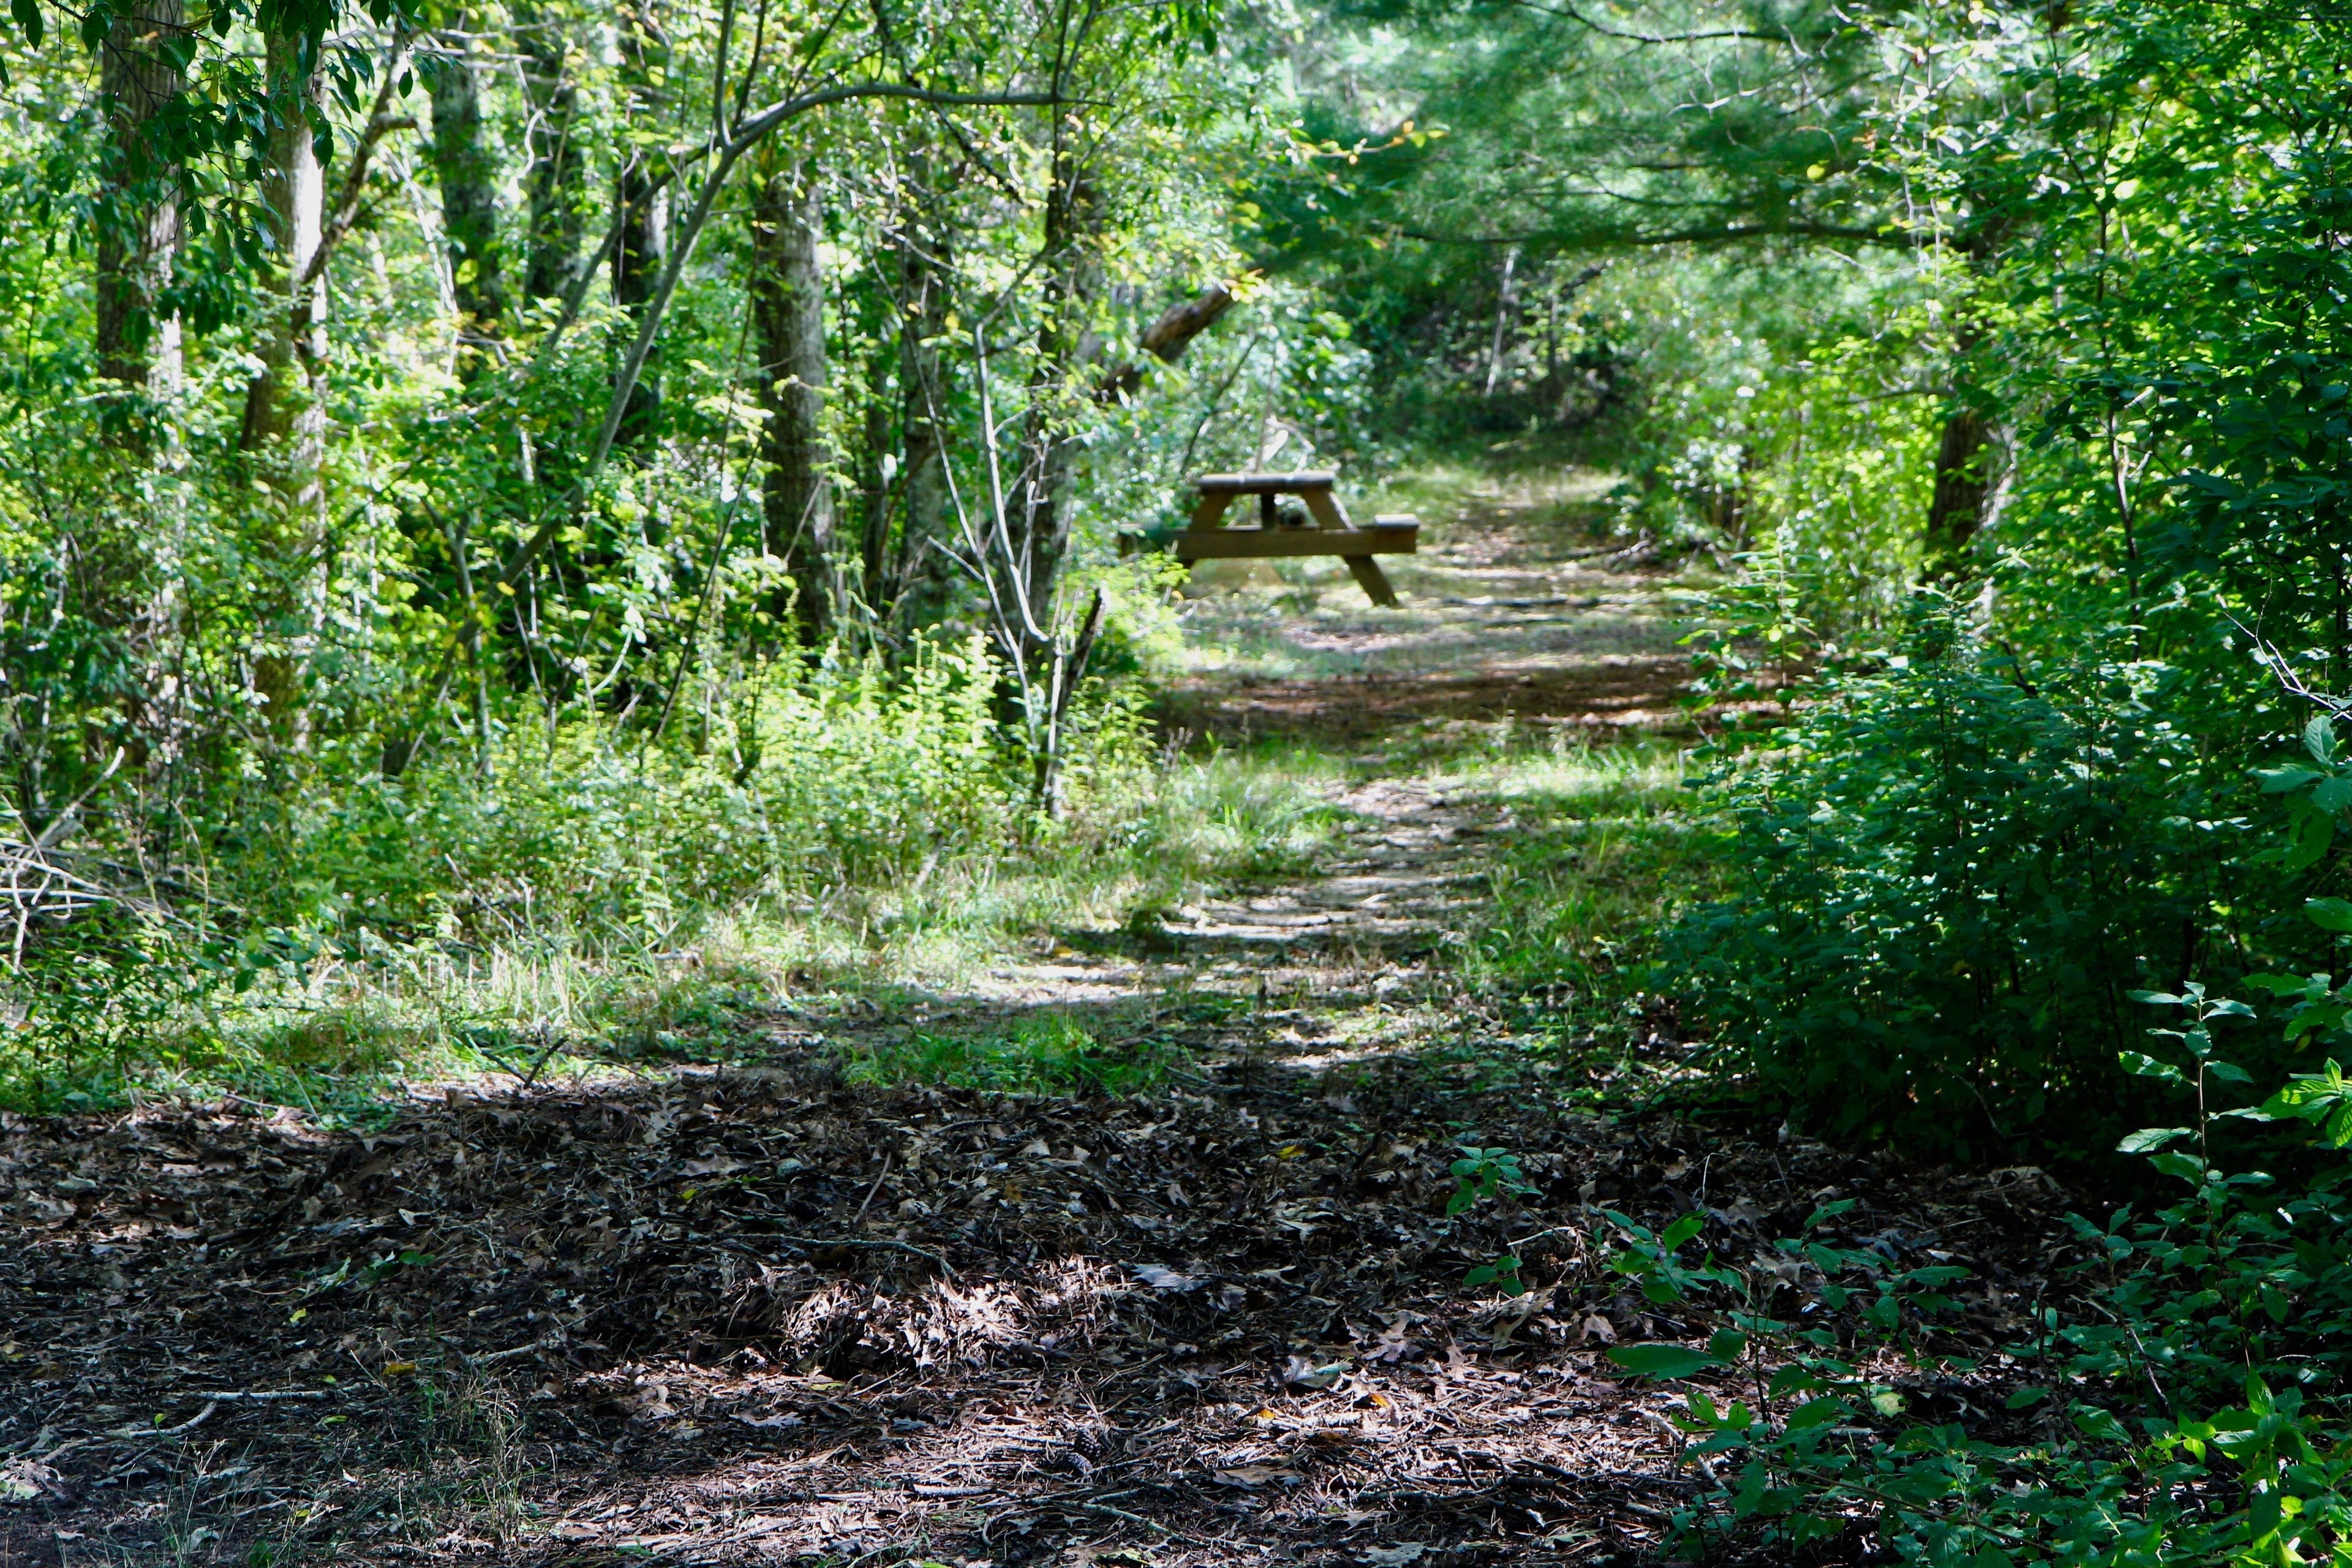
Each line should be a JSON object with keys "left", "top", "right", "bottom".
{"left": 1921, "top": 223, "right": 2009, "bottom": 577}
{"left": 748, "top": 154, "right": 835, "bottom": 644}
{"left": 889, "top": 170, "right": 956, "bottom": 635}
{"left": 1924, "top": 404, "right": 1992, "bottom": 569}
{"left": 1483, "top": 244, "right": 1519, "bottom": 397}
{"left": 429, "top": 24, "right": 504, "bottom": 369}
{"left": 94, "top": 0, "right": 185, "bottom": 401}
{"left": 1013, "top": 151, "right": 1101, "bottom": 638}
{"left": 611, "top": 7, "right": 668, "bottom": 457}
{"left": 239, "top": 35, "right": 325, "bottom": 455}
{"left": 517, "top": 0, "right": 583, "bottom": 305}
{"left": 239, "top": 34, "right": 328, "bottom": 741}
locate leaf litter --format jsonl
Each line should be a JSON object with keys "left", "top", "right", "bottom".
{"left": 0, "top": 1028, "right": 2088, "bottom": 1566}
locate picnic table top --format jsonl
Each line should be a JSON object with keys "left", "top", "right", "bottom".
{"left": 1193, "top": 470, "right": 1338, "bottom": 493}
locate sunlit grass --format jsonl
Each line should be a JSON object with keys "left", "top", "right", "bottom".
{"left": 0, "top": 741, "right": 1349, "bottom": 1115}
{"left": 840, "top": 1010, "right": 1175, "bottom": 1096}
{"left": 1436, "top": 732, "right": 1725, "bottom": 1013}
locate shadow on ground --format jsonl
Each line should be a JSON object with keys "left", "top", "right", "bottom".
{"left": 0, "top": 1044, "right": 2075, "bottom": 1566}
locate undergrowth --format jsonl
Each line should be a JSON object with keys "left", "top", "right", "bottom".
{"left": 0, "top": 663, "right": 1341, "bottom": 1115}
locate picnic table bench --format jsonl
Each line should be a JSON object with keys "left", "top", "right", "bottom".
{"left": 1132, "top": 470, "right": 1419, "bottom": 606}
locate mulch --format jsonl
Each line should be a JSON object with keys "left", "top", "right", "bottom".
{"left": 0, "top": 1031, "right": 2088, "bottom": 1566}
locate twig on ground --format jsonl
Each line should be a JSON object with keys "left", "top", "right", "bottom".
{"left": 1636, "top": 1407, "right": 1717, "bottom": 1483}
{"left": 773, "top": 1233, "right": 950, "bottom": 1270}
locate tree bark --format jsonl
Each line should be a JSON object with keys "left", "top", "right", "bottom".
{"left": 239, "top": 35, "right": 325, "bottom": 455}
{"left": 1012, "top": 150, "right": 1101, "bottom": 638}
{"left": 429, "top": 23, "right": 504, "bottom": 366}
{"left": 748, "top": 153, "right": 835, "bottom": 643}
{"left": 1094, "top": 281, "right": 1232, "bottom": 404}
{"left": 518, "top": 0, "right": 583, "bottom": 305}
{"left": 1921, "top": 221, "right": 2010, "bottom": 577}
{"left": 94, "top": 0, "right": 185, "bottom": 400}
{"left": 889, "top": 164, "right": 956, "bottom": 634}
{"left": 1924, "top": 404, "right": 1992, "bottom": 568}
{"left": 611, "top": 6, "right": 669, "bottom": 457}
{"left": 239, "top": 32, "right": 329, "bottom": 742}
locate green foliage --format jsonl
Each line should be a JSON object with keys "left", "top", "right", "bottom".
{"left": 1608, "top": 972, "right": 2352, "bottom": 1568}
{"left": 842, "top": 1012, "right": 1174, "bottom": 1096}
{"left": 1444, "top": 1144, "right": 1534, "bottom": 1216}
{"left": 1667, "top": 603, "right": 2290, "bottom": 1155}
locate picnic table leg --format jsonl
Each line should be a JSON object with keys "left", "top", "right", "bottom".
{"left": 1302, "top": 490, "right": 1352, "bottom": 529}
{"left": 1344, "top": 555, "right": 1400, "bottom": 608}
{"left": 1191, "top": 492, "right": 1236, "bottom": 529}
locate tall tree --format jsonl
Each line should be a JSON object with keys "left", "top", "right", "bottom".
{"left": 886, "top": 147, "right": 957, "bottom": 633}
{"left": 239, "top": 34, "right": 326, "bottom": 458}
{"left": 428, "top": 20, "right": 505, "bottom": 366}
{"left": 518, "top": 0, "right": 584, "bottom": 305}
{"left": 1012, "top": 149, "right": 1102, "bottom": 633}
{"left": 612, "top": 2, "right": 669, "bottom": 456}
{"left": 748, "top": 151, "right": 836, "bottom": 642}
{"left": 94, "top": 0, "right": 186, "bottom": 400}
{"left": 239, "top": 33, "right": 328, "bottom": 739}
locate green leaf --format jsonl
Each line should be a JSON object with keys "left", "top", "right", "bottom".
{"left": 1705, "top": 1328, "right": 1748, "bottom": 1363}
{"left": 1660, "top": 1212, "right": 1706, "bottom": 1250}
{"left": 2244, "top": 973, "right": 2318, "bottom": 995}
{"left": 9, "top": 0, "right": 42, "bottom": 47}
{"left": 1607, "top": 1343, "right": 1724, "bottom": 1379}
{"left": 2288, "top": 812, "right": 2335, "bottom": 871}
{"left": 1786, "top": 1396, "right": 1845, "bottom": 1429}
{"left": 2120, "top": 1052, "right": 2186, "bottom": 1084}
{"left": 2118, "top": 1126, "right": 2193, "bottom": 1154}
{"left": 2260, "top": 764, "right": 2327, "bottom": 794}
{"left": 2004, "top": 1385, "right": 2049, "bottom": 1409}
{"left": 2310, "top": 898, "right": 2352, "bottom": 932}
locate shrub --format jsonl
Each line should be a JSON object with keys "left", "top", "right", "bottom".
{"left": 1667, "top": 604, "right": 2277, "bottom": 1158}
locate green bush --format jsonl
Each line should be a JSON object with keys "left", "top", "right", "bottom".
{"left": 1667, "top": 605, "right": 2285, "bottom": 1158}
{"left": 274, "top": 633, "right": 1107, "bottom": 948}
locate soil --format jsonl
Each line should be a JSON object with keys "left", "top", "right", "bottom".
{"left": 0, "top": 475, "right": 2090, "bottom": 1566}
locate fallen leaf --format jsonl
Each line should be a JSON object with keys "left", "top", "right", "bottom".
{"left": 1213, "top": 1465, "right": 1298, "bottom": 1488}
{"left": 1, "top": 1458, "right": 60, "bottom": 1504}
{"left": 1578, "top": 1314, "right": 1618, "bottom": 1344}
{"left": 1131, "top": 1264, "right": 1201, "bottom": 1292}
{"left": 1364, "top": 1548, "right": 1427, "bottom": 1568}
{"left": 1282, "top": 1354, "right": 1348, "bottom": 1389}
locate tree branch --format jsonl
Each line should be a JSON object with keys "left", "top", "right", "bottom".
{"left": 1498, "top": 0, "right": 1798, "bottom": 47}
{"left": 296, "top": 33, "right": 417, "bottom": 304}
{"left": 1394, "top": 219, "right": 1898, "bottom": 250}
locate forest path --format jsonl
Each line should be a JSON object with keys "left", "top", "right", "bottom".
{"left": 0, "top": 476, "right": 2071, "bottom": 1568}
{"left": 954, "top": 465, "right": 1690, "bottom": 1017}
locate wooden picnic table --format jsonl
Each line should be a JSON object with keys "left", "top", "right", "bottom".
{"left": 1162, "top": 470, "right": 1419, "bottom": 606}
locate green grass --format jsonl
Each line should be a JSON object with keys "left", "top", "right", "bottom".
{"left": 840, "top": 1011, "right": 1177, "bottom": 1096}
{"left": 0, "top": 740, "right": 1347, "bottom": 1115}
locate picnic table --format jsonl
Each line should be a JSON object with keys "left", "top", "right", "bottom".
{"left": 1143, "top": 470, "right": 1420, "bottom": 606}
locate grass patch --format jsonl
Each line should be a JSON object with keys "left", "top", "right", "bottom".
{"left": 840, "top": 1010, "right": 1176, "bottom": 1096}
{"left": 0, "top": 742, "right": 1341, "bottom": 1115}
{"left": 1441, "top": 733, "right": 1725, "bottom": 1018}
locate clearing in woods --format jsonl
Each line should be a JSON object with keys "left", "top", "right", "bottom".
{"left": 0, "top": 474, "right": 2072, "bottom": 1566}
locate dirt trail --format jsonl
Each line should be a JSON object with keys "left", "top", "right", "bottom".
{"left": 0, "top": 479, "right": 2075, "bottom": 1567}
